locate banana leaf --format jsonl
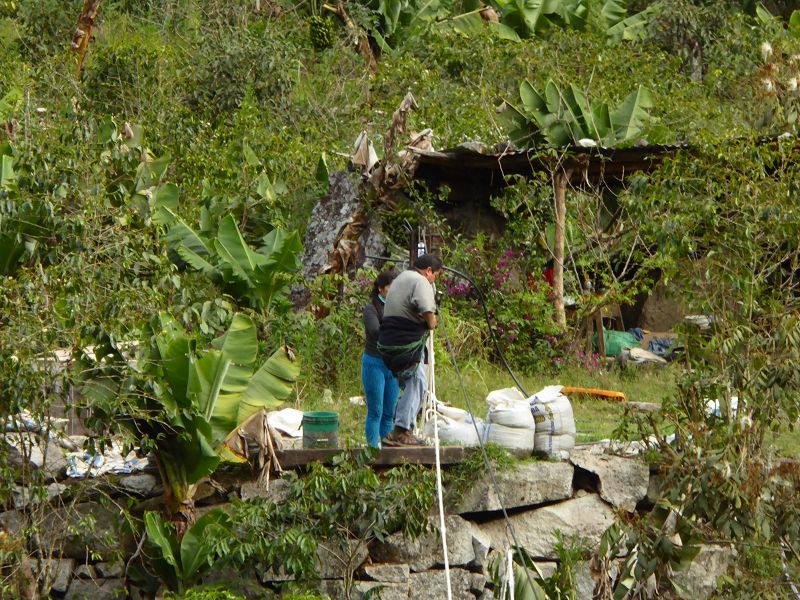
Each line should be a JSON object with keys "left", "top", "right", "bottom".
{"left": 600, "top": 0, "right": 627, "bottom": 29}
{"left": 611, "top": 85, "right": 654, "bottom": 142}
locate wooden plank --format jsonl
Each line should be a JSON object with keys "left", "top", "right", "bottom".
{"left": 275, "top": 446, "right": 468, "bottom": 469}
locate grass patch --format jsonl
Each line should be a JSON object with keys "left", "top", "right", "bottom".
{"left": 290, "top": 354, "right": 679, "bottom": 447}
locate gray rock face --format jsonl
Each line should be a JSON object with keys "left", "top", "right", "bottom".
{"left": 73, "top": 564, "right": 94, "bottom": 579}
{"left": 454, "top": 461, "right": 574, "bottom": 514}
{"left": 64, "top": 577, "right": 123, "bottom": 600}
{"left": 360, "top": 563, "right": 410, "bottom": 583}
{"left": 12, "top": 482, "right": 67, "bottom": 509}
{"left": 370, "top": 515, "right": 486, "bottom": 572}
{"left": 239, "top": 478, "right": 291, "bottom": 503}
{"left": 94, "top": 562, "right": 124, "bottom": 578}
{"left": 321, "top": 579, "right": 409, "bottom": 600}
{"left": 480, "top": 494, "right": 616, "bottom": 559}
{"left": 41, "top": 440, "right": 68, "bottom": 480}
{"left": 570, "top": 446, "right": 649, "bottom": 512}
{"left": 646, "top": 472, "right": 663, "bottom": 505}
{"left": 671, "top": 544, "right": 734, "bottom": 600}
{"left": 409, "top": 568, "right": 474, "bottom": 600}
{"left": 317, "top": 539, "right": 370, "bottom": 579}
{"left": 353, "top": 580, "right": 409, "bottom": 600}
{"left": 35, "top": 502, "right": 132, "bottom": 561}
{"left": 4, "top": 435, "right": 67, "bottom": 479}
{"left": 117, "top": 473, "right": 160, "bottom": 497}
{"left": 33, "top": 558, "right": 75, "bottom": 594}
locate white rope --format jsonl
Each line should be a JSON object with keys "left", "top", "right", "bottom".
{"left": 507, "top": 548, "right": 515, "bottom": 600}
{"left": 426, "top": 332, "right": 452, "bottom": 600}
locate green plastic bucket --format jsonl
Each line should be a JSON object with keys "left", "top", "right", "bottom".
{"left": 302, "top": 411, "right": 339, "bottom": 449}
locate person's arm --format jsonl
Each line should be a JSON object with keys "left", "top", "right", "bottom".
{"left": 364, "top": 305, "right": 380, "bottom": 338}
{"left": 422, "top": 311, "right": 437, "bottom": 330}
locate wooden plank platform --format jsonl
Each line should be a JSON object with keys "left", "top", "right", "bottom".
{"left": 275, "top": 446, "right": 468, "bottom": 468}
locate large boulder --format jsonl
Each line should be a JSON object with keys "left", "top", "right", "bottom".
{"left": 116, "top": 473, "right": 161, "bottom": 497}
{"left": 370, "top": 515, "right": 488, "bottom": 572}
{"left": 12, "top": 482, "right": 67, "bottom": 509}
{"left": 320, "top": 579, "right": 409, "bottom": 600}
{"left": 299, "top": 170, "right": 386, "bottom": 282}
{"left": 4, "top": 435, "right": 67, "bottom": 480}
{"left": 453, "top": 461, "right": 574, "bottom": 514}
{"left": 35, "top": 502, "right": 134, "bottom": 561}
{"left": 409, "top": 568, "right": 475, "bottom": 600}
{"left": 480, "top": 494, "right": 616, "bottom": 559}
{"left": 239, "top": 478, "right": 292, "bottom": 503}
{"left": 359, "top": 563, "right": 410, "bottom": 583}
{"left": 64, "top": 577, "right": 124, "bottom": 600}
{"left": 33, "top": 558, "right": 75, "bottom": 595}
{"left": 317, "top": 539, "right": 370, "bottom": 579}
{"left": 671, "top": 544, "right": 734, "bottom": 600}
{"left": 570, "top": 446, "right": 649, "bottom": 512}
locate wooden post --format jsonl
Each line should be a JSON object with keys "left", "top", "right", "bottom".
{"left": 410, "top": 229, "right": 418, "bottom": 268}
{"left": 552, "top": 168, "right": 572, "bottom": 329}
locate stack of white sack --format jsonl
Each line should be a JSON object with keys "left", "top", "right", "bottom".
{"left": 529, "top": 385, "right": 576, "bottom": 459}
{"left": 422, "top": 403, "right": 485, "bottom": 447}
{"left": 484, "top": 387, "right": 536, "bottom": 457}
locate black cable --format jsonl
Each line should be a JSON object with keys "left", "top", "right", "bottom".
{"left": 364, "top": 255, "right": 529, "bottom": 398}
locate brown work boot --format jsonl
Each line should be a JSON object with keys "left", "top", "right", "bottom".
{"left": 385, "top": 427, "right": 426, "bottom": 446}
{"left": 381, "top": 433, "right": 401, "bottom": 447}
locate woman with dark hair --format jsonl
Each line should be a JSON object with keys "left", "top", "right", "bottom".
{"left": 362, "top": 270, "right": 399, "bottom": 448}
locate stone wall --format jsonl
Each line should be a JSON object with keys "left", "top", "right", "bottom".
{"left": 1, "top": 444, "right": 732, "bottom": 599}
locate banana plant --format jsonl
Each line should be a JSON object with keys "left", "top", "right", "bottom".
{"left": 157, "top": 209, "right": 303, "bottom": 311}
{"left": 365, "top": 0, "right": 445, "bottom": 51}
{"left": 143, "top": 509, "right": 231, "bottom": 594}
{"left": 498, "top": 79, "right": 654, "bottom": 148}
{"left": 444, "top": 0, "right": 651, "bottom": 43}
{"left": 78, "top": 312, "right": 300, "bottom": 529}
{"left": 0, "top": 146, "right": 58, "bottom": 277}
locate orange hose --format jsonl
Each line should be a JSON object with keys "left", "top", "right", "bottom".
{"left": 561, "top": 386, "right": 627, "bottom": 402}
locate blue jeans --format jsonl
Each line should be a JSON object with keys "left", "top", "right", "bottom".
{"left": 394, "top": 362, "right": 427, "bottom": 431}
{"left": 361, "top": 354, "right": 400, "bottom": 447}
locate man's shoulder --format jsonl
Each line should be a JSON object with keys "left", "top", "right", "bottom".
{"left": 395, "top": 269, "right": 425, "bottom": 284}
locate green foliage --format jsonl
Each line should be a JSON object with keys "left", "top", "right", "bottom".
{"left": 184, "top": 24, "right": 300, "bottom": 114}
{"left": 439, "top": 236, "right": 559, "bottom": 372}
{"left": 16, "top": 0, "right": 76, "bottom": 59}
{"left": 499, "top": 79, "right": 655, "bottom": 147}
{"left": 158, "top": 208, "right": 303, "bottom": 310}
{"left": 178, "top": 588, "right": 245, "bottom": 600}
{"left": 216, "top": 450, "right": 435, "bottom": 591}
{"left": 144, "top": 509, "right": 232, "bottom": 594}
{"left": 488, "top": 546, "right": 547, "bottom": 599}
{"left": 82, "top": 23, "right": 172, "bottom": 117}
{"left": 594, "top": 507, "right": 702, "bottom": 598}
{"left": 446, "top": 0, "right": 653, "bottom": 43}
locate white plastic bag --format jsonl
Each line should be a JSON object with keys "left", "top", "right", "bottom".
{"left": 528, "top": 386, "right": 576, "bottom": 458}
{"left": 423, "top": 414, "right": 485, "bottom": 447}
{"left": 485, "top": 423, "right": 535, "bottom": 456}
{"left": 530, "top": 395, "right": 576, "bottom": 435}
{"left": 534, "top": 432, "right": 575, "bottom": 459}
